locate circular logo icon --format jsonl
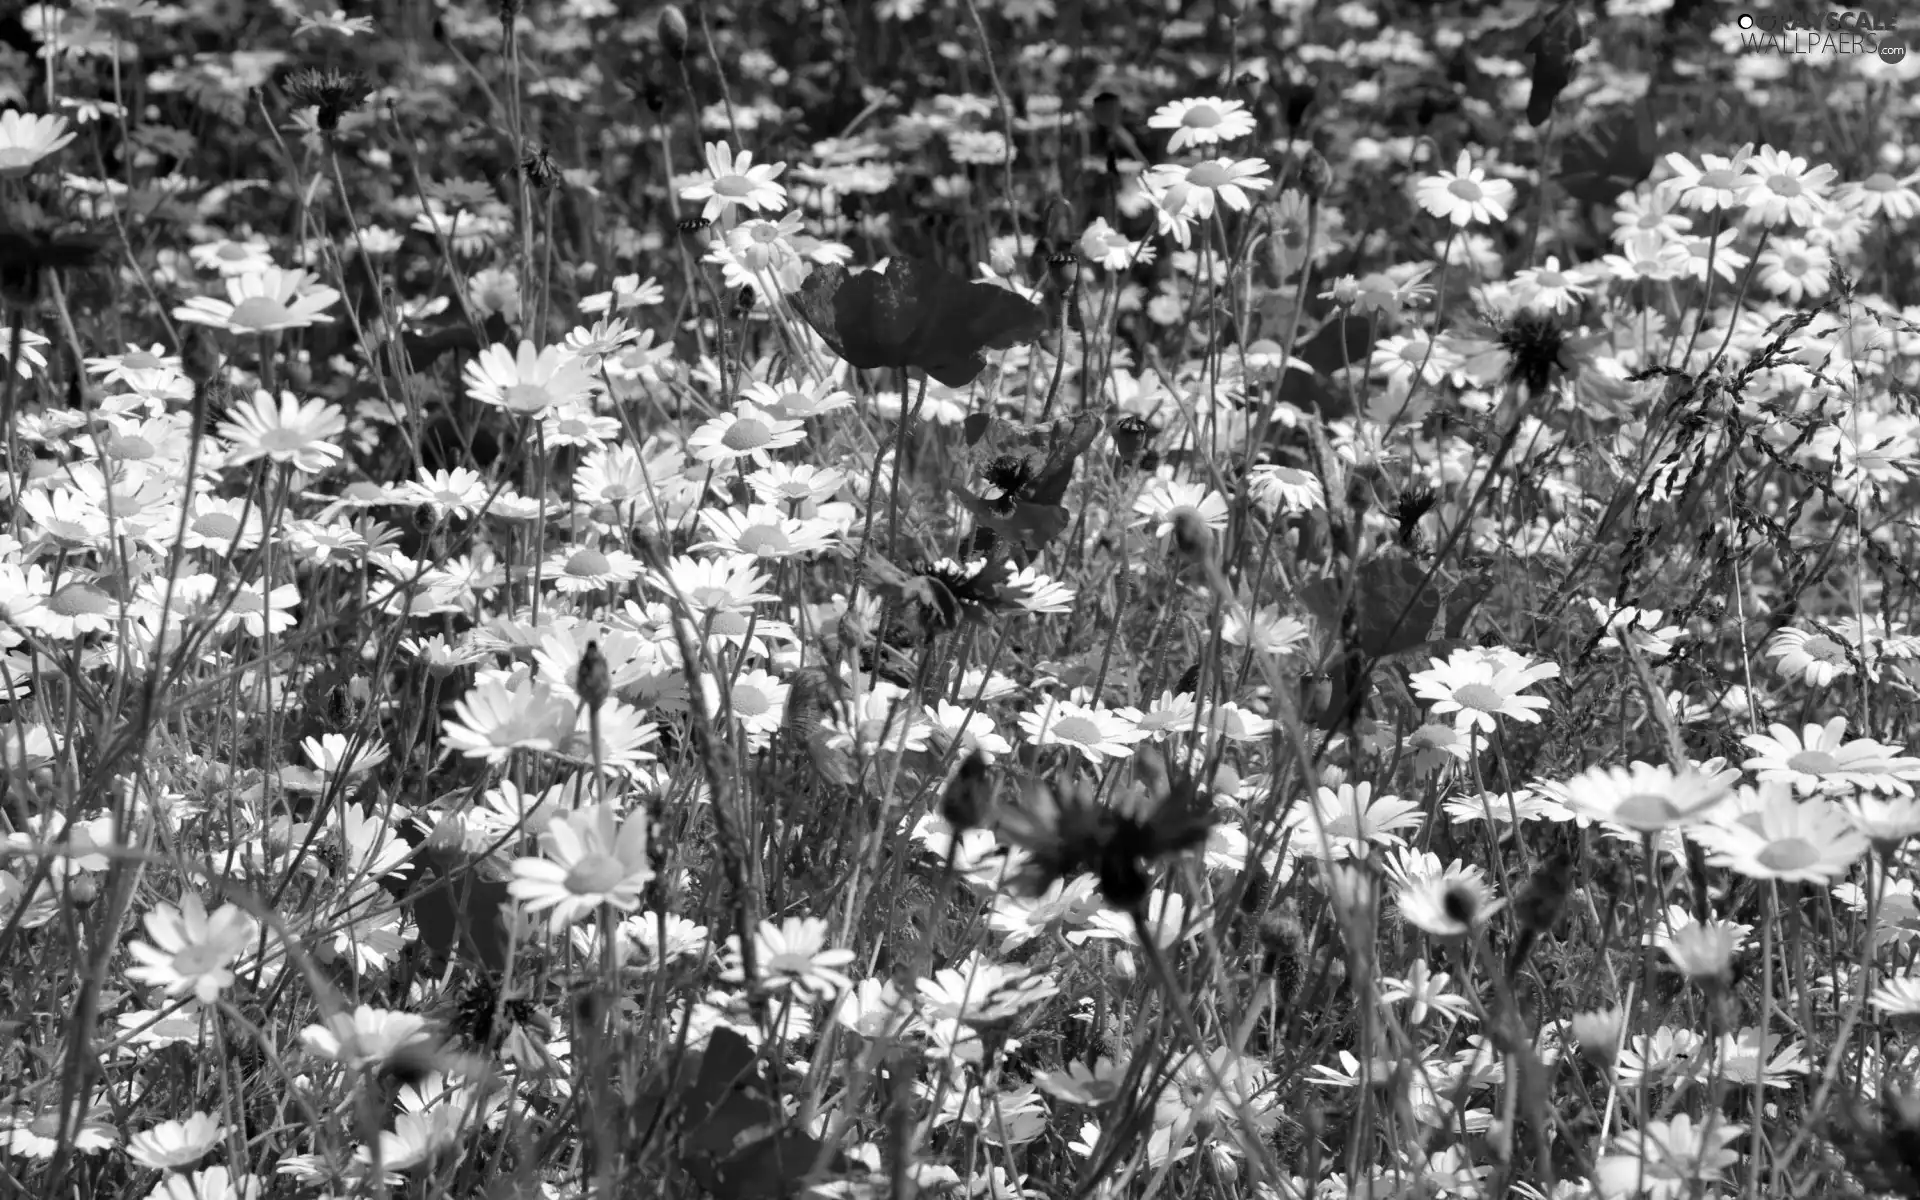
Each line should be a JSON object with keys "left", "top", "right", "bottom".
{"left": 1881, "top": 35, "right": 1909, "bottom": 64}
{"left": 1738, "top": 12, "right": 1754, "bottom": 27}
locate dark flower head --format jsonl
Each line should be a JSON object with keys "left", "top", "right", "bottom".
{"left": 283, "top": 67, "right": 372, "bottom": 134}
{"left": 793, "top": 257, "right": 1048, "bottom": 388}
{"left": 1392, "top": 486, "right": 1437, "bottom": 548}
{"left": 519, "top": 145, "right": 560, "bottom": 191}
{"left": 939, "top": 750, "right": 996, "bottom": 832}
{"left": 998, "top": 754, "right": 1217, "bottom": 912}
{"left": 575, "top": 641, "right": 610, "bottom": 711}
{"left": 1497, "top": 308, "right": 1577, "bottom": 399}
{"left": 982, "top": 453, "right": 1037, "bottom": 503}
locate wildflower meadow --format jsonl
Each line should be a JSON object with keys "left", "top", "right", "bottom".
{"left": 4, "top": 0, "right": 1920, "bottom": 1197}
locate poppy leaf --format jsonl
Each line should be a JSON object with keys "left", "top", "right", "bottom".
{"left": 950, "top": 487, "right": 1071, "bottom": 554}
{"left": 794, "top": 258, "right": 1047, "bottom": 387}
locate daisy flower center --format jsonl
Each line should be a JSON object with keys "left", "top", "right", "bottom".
{"left": 733, "top": 686, "right": 771, "bottom": 716}
{"left": 227, "top": 296, "right": 293, "bottom": 329}
{"left": 1801, "top": 634, "right": 1845, "bottom": 662}
{"left": 1447, "top": 177, "right": 1485, "bottom": 202}
{"left": 27, "top": 1114, "right": 62, "bottom": 1139}
{"left": 1186, "top": 163, "right": 1233, "bottom": 189}
{"left": 171, "top": 942, "right": 231, "bottom": 977}
{"left": 1765, "top": 173, "right": 1802, "bottom": 197}
{"left": 1757, "top": 837, "right": 1820, "bottom": 873}
{"left": 1449, "top": 682, "right": 1505, "bottom": 713}
{"left": 563, "top": 852, "right": 628, "bottom": 895}
{"left": 735, "top": 525, "right": 790, "bottom": 556}
{"left": 1785, "top": 749, "right": 1838, "bottom": 775}
{"left": 0, "top": 149, "right": 45, "bottom": 172}
{"left": 1613, "top": 792, "right": 1685, "bottom": 827}
{"left": 503, "top": 383, "right": 552, "bottom": 410}
{"left": 722, "top": 417, "right": 773, "bottom": 451}
{"left": 749, "top": 224, "right": 779, "bottom": 243}
{"left": 1862, "top": 173, "right": 1896, "bottom": 193}
{"left": 565, "top": 549, "right": 612, "bottom": 577}
{"left": 1181, "top": 104, "right": 1224, "bottom": 128}
{"left": 109, "top": 434, "right": 157, "bottom": 460}
{"left": 217, "top": 243, "right": 251, "bottom": 261}
{"left": 194, "top": 513, "right": 241, "bottom": 539}
{"left": 1781, "top": 253, "right": 1809, "bottom": 275}
{"left": 258, "top": 428, "right": 316, "bottom": 455}
{"left": 1536, "top": 269, "right": 1567, "bottom": 288}
{"left": 1050, "top": 715, "right": 1105, "bottom": 746}
{"left": 123, "top": 351, "right": 164, "bottom": 369}
{"left": 1698, "top": 168, "right": 1740, "bottom": 191}
{"left": 48, "top": 585, "right": 111, "bottom": 617}
{"left": 714, "top": 174, "right": 757, "bottom": 198}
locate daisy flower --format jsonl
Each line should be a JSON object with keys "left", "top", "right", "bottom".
{"left": 1414, "top": 151, "right": 1516, "bottom": 228}
{"left": 462, "top": 340, "right": 598, "bottom": 417}
{"left": 508, "top": 803, "right": 655, "bottom": 928}
{"left": 1018, "top": 697, "right": 1148, "bottom": 762}
{"left": 1546, "top": 761, "right": 1733, "bottom": 832}
{"left": 686, "top": 402, "right": 806, "bottom": 468}
{"left": 1694, "top": 787, "right": 1869, "bottom": 883}
{"left": 1594, "top": 1114, "right": 1744, "bottom": 1199}
{"left": 1754, "top": 237, "right": 1831, "bottom": 303}
{"left": 1131, "top": 478, "right": 1229, "bottom": 542}
{"left": 1409, "top": 646, "right": 1559, "bottom": 735}
{"left": 1146, "top": 95, "right": 1256, "bottom": 153}
{"left": 743, "top": 376, "right": 853, "bottom": 422}
{"left": 710, "top": 667, "right": 788, "bottom": 738}
{"left": 127, "top": 1112, "right": 225, "bottom": 1171}
{"left": 189, "top": 236, "right": 276, "bottom": 276}
{"left": 0, "top": 110, "right": 75, "bottom": 176}
{"left": 1246, "top": 464, "right": 1325, "bottom": 514}
{"left": 1741, "top": 716, "right": 1920, "bottom": 796}
{"left": 680, "top": 140, "right": 788, "bottom": 222}
{"left": 0, "top": 327, "right": 50, "bottom": 379}
{"left": 722, "top": 915, "right": 856, "bottom": 1000}
{"left": 125, "top": 892, "right": 259, "bottom": 1004}
{"left": 0, "top": 1102, "right": 117, "bottom": 1159}
{"left": 925, "top": 699, "right": 1013, "bottom": 762}
{"left": 442, "top": 675, "right": 577, "bottom": 762}
{"left": 543, "top": 544, "right": 644, "bottom": 593}
{"left": 1287, "top": 781, "right": 1424, "bottom": 859}
{"left": 1764, "top": 625, "right": 1854, "bottom": 686}
{"left": 396, "top": 466, "right": 493, "bottom": 520}
{"left": 696, "top": 504, "right": 837, "bottom": 560}
{"left": 1510, "top": 257, "right": 1593, "bottom": 314}
{"left": 1840, "top": 169, "right": 1920, "bottom": 221}
{"left": 1144, "top": 157, "right": 1271, "bottom": 220}
{"left": 1001, "top": 566, "right": 1076, "bottom": 615}
{"left": 1078, "top": 217, "right": 1151, "bottom": 271}
{"left": 172, "top": 267, "right": 340, "bottom": 334}
{"left": 1660, "top": 146, "right": 1757, "bottom": 213}
{"left": 300, "top": 1005, "right": 438, "bottom": 1070}
{"left": 578, "top": 273, "right": 665, "bottom": 314}
{"left": 215, "top": 390, "right": 348, "bottom": 475}
{"left": 1741, "top": 145, "right": 1838, "bottom": 228}
{"left": 1394, "top": 857, "right": 1498, "bottom": 938}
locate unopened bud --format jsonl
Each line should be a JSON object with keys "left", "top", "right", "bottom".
{"left": 576, "top": 641, "right": 611, "bottom": 711}
{"left": 939, "top": 750, "right": 995, "bottom": 832}
{"left": 1297, "top": 147, "right": 1333, "bottom": 200}
{"left": 658, "top": 5, "right": 690, "bottom": 59}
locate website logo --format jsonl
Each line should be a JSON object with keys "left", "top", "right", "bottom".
{"left": 1735, "top": 9, "right": 1903, "bottom": 59}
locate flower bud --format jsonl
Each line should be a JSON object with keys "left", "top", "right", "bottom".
{"left": 658, "top": 5, "right": 690, "bottom": 59}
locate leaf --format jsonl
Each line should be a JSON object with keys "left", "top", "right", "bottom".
{"left": 407, "top": 846, "right": 512, "bottom": 971}
{"left": 950, "top": 488, "right": 1071, "bottom": 556}
{"left": 1558, "top": 98, "right": 1660, "bottom": 206}
{"left": 1524, "top": 3, "right": 1586, "bottom": 126}
{"left": 794, "top": 258, "right": 1048, "bottom": 387}
{"left": 689, "top": 1129, "right": 849, "bottom": 1200}
{"left": 1300, "top": 554, "right": 1442, "bottom": 660}
{"left": 1025, "top": 412, "right": 1102, "bottom": 507}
